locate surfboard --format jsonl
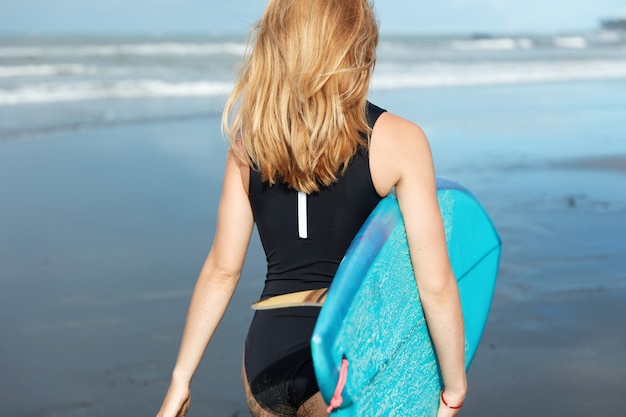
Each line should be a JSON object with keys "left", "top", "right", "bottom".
{"left": 311, "top": 177, "right": 501, "bottom": 416}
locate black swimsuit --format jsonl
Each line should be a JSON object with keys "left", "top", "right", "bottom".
{"left": 245, "top": 102, "right": 385, "bottom": 416}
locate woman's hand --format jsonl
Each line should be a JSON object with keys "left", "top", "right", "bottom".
{"left": 436, "top": 388, "right": 465, "bottom": 417}
{"left": 156, "top": 379, "right": 191, "bottom": 417}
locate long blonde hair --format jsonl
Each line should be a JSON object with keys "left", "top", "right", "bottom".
{"left": 222, "top": 0, "right": 378, "bottom": 193}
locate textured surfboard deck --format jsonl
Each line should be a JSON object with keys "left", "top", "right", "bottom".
{"left": 311, "top": 177, "right": 501, "bottom": 416}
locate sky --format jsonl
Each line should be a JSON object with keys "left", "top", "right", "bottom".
{"left": 0, "top": 0, "right": 625, "bottom": 35}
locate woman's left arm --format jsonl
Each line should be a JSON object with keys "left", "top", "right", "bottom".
{"left": 371, "top": 113, "right": 466, "bottom": 415}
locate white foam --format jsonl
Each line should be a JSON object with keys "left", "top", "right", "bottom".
{"left": 0, "top": 64, "right": 98, "bottom": 77}
{"left": 371, "top": 60, "right": 626, "bottom": 89}
{"left": 0, "top": 42, "right": 247, "bottom": 59}
{"left": 4, "top": 59, "right": 626, "bottom": 105}
{"left": 553, "top": 36, "right": 588, "bottom": 49}
{"left": 517, "top": 38, "right": 535, "bottom": 50}
{"left": 451, "top": 38, "right": 525, "bottom": 51}
{"left": 593, "top": 31, "right": 622, "bottom": 43}
{"left": 0, "top": 79, "right": 234, "bottom": 105}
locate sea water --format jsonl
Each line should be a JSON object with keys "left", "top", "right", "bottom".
{"left": 1, "top": 31, "right": 625, "bottom": 140}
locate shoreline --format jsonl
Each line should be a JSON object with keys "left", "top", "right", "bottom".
{"left": 551, "top": 154, "right": 626, "bottom": 174}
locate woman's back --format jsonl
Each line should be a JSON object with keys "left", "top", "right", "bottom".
{"left": 249, "top": 102, "right": 386, "bottom": 300}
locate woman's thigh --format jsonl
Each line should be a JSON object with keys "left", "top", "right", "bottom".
{"left": 241, "top": 357, "right": 328, "bottom": 417}
{"left": 242, "top": 359, "right": 285, "bottom": 417}
{"left": 296, "top": 392, "right": 328, "bottom": 417}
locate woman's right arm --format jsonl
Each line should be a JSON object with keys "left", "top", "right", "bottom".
{"left": 157, "top": 149, "right": 254, "bottom": 417}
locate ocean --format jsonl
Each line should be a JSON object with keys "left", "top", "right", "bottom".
{"left": 1, "top": 30, "right": 626, "bottom": 140}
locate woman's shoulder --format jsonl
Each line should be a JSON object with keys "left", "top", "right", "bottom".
{"left": 369, "top": 110, "right": 433, "bottom": 196}
{"left": 372, "top": 110, "right": 428, "bottom": 148}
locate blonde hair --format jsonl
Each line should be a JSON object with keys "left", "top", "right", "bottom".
{"left": 222, "top": 0, "right": 378, "bottom": 193}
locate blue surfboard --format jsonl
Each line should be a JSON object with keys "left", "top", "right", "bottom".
{"left": 311, "top": 177, "right": 501, "bottom": 416}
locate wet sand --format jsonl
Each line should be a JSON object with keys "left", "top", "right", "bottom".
{"left": 1, "top": 102, "right": 626, "bottom": 415}
{"left": 465, "top": 288, "right": 626, "bottom": 416}
{"left": 461, "top": 153, "right": 626, "bottom": 416}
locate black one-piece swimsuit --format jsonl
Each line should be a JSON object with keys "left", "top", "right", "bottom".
{"left": 245, "top": 102, "right": 386, "bottom": 416}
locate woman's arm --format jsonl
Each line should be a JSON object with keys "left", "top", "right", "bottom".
{"left": 370, "top": 113, "right": 467, "bottom": 415}
{"left": 157, "top": 149, "right": 254, "bottom": 417}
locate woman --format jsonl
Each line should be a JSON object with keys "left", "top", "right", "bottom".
{"left": 156, "top": 1, "right": 466, "bottom": 416}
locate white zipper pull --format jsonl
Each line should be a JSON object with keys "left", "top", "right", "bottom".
{"left": 298, "top": 191, "right": 308, "bottom": 239}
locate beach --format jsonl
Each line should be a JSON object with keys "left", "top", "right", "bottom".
{"left": 1, "top": 33, "right": 626, "bottom": 416}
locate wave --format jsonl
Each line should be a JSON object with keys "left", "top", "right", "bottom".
{"left": 0, "top": 64, "right": 100, "bottom": 77}
{"left": 0, "top": 42, "right": 247, "bottom": 59}
{"left": 3, "top": 59, "right": 626, "bottom": 105}
{"left": 552, "top": 36, "right": 588, "bottom": 49}
{"left": 0, "top": 79, "right": 234, "bottom": 105}
{"left": 592, "top": 31, "right": 623, "bottom": 43}
{"left": 371, "top": 60, "right": 626, "bottom": 89}
{"left": 451, "top": 37, "right": 534, "bottom": 51}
